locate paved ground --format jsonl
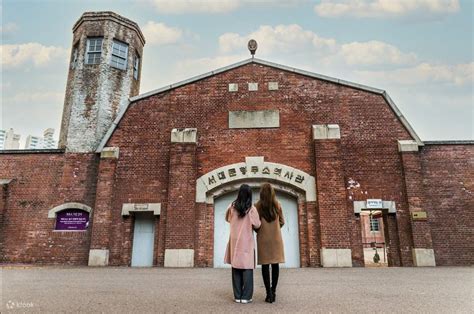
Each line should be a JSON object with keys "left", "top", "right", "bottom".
{"left": 1, "top": 266, "right": 473, "bottom": 313}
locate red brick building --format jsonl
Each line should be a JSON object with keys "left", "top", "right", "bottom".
{"left": 1, "top": 12, "right": 472, "bottom": 268}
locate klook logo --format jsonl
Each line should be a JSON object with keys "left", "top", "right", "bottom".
{"left": 5, "top": 300, "right": 34, "bottom": 309}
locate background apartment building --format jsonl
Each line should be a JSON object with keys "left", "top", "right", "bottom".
{"left": 0, "top": 128, "right": 21, "bottom": 150}
{"left": 25, "top": 128, "right": 57, "bottom": 149}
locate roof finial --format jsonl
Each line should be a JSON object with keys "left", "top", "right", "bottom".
{"left": 248, "top": 39, "right": 258, "bottom": 58}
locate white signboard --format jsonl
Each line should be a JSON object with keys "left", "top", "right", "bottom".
{"left": 366, "top": 199, "right": 383, "bottom": 209}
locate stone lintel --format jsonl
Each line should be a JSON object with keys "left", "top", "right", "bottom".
{"left": 398, "top": 140, "right": 419, "bottom": 152}
{"left": 121, "top": 203, "right": 161, "bottom": 216}
{"left": 171, "top": 128, "right": 197, "bottom": 143}
{"left": 321, "top": 248, "right": 352, "bottom": 267}
{"left": 313, "top": 124, "right": 341, "bottom": 140}
{"left": 88, "top": 249, "right": 109, "bottom": 266}
{"left": 100, "top": 147, "right": 119, "bottom": 159}
{"left": 164, "top": 249, "right": 195, "bottom": 267}
{"left": 412, "top": 248, "right": 436, "bottom": 267}
{"left": 353, "top": 200, "right": 396, "bottom": 214}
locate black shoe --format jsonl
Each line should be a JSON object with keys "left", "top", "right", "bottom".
{"left": 265, "top": 292, "right": 274, "bottom": 303}
{"left": 271, "top": 289, "right": 276, "bottom": 302}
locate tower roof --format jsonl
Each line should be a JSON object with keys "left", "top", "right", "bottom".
{"left": 73, "top": 11, "right": 145, "bottom": 45}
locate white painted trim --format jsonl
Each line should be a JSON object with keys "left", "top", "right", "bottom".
{"left": 48, "top": 202, "right": 93, "bottom": 218}
{"left": 96, "top": 58, "right": 423, "bottom": 152}
{"left": 353, "top": 200, "right": 396, "bottom": 214}
{"left": 196, "top": 156, "right": 316, "bottom": 203}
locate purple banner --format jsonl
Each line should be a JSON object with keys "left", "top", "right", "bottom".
{"left": 55, "top": 209, "right": 89, "bottom": 231}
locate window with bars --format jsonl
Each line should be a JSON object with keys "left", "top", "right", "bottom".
{"left": 133, "top": 54, "right": 140, "bottom": 80}
{"left": 86, "top": 37, "right": 103, "bottom": 64}
{"left": 110, "top": 40, "right": 128, "bottom": 70}
{"left": 369, "top": 216, "right": 380, "bottom": 231}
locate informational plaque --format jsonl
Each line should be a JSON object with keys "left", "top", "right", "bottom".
{"left": 366, "top": 199, "right": 383, "bottom": 209}
{"left": 55, "top": 209, "right": 89, "bottom": 231}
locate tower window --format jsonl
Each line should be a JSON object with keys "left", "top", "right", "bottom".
{"left": 86, "top": 37, "right": 103, "bottom": 64}
{"left": 133, "top": 54, "right": 140, "bottom": 80}
{"left": 111, "top": 39, "right": 128, "bottom": 70}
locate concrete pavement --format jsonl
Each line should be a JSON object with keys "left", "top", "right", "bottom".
{"left": 1, "top": 266, "right": 473, "bottom": 313}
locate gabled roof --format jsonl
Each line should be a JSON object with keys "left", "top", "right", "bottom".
{"left": 97, "top": 58, "right": 423, "bottom": 152}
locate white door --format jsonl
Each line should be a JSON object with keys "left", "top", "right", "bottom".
{"left": 131, "top": 212, "right": 155, "bottom": 267}
{"left": 214, "top": 188, "right": 300, "bottom": 268}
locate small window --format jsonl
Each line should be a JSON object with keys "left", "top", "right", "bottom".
{"left": 110, "top": 39, "right": 128, "bottom": 70}
{"left": 369, "top": 216, "right": 380, "bottom": 232}
{"left": 86, "top": 37, "right": 103, "bottom": 64}
{"left": 133, "top": 54, "right": 140, "bottom": 80}
{"left": 55, "top": 209, "right": 90, "bottom": 231}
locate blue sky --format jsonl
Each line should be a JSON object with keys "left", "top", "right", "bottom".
{"left": 1, "top": 0, "right": 473, "bottom": 146}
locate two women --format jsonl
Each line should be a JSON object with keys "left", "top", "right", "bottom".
{"left": 224, "top": 183, "right": 285, "bottom": 304}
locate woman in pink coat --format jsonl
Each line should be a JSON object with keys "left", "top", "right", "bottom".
{"left": 224, "top": 184, "right": 261, "bottom": 304}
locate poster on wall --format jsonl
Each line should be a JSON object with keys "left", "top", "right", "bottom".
{"left": 55, "top": 209, "right": 89, "bottom": 231}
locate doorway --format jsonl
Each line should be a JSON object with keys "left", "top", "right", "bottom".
{"left": 213, "top": 188, "right": 300, "bottom": 268}
{"left": 131, "top": 212, "right": 155, "bottom": 267}
{"left": 360, "top": 210, "right": 388, "bottom": 267}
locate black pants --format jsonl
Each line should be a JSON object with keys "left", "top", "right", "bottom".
{"left": 261, "top": 263, "right": 279, "bottom": 294}
{"left": 232, "top": 268, "right": 254, "bottom": 300}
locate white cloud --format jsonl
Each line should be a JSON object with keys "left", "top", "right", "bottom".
{"left": 142, "top": 21, "right": 183, "bottom": 45}
{"left": 339, "top": 41, "right": 417, "bottom": 66}
{"left": 355, "top": 62, "right": 474, "bottom": 86}
{"left": 1, "top": 43, "right": 68, "bottom": 68}
{"left": 314, "top": 0, "right": 460, "bottom": 18}
{"left": 0, "top": 22, "right": 19, "bottom": 34}
{"left": 144, "top": 0, "right": 241, "bottom": 14}
{"left": 218, "top": 25, "right": 417, "bottom": 68}
{"left": 142, "top": 0, "right": 305, "bottom": 14}
{"left": 219, "top": 24, "right": 337, "bottom": 56}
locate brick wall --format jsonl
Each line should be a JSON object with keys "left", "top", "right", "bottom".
{"left": 0, "top": 151, "right": 98, "bottom": 264}
{"left": 106, "top": 62, "right": 415, "bottom": 267}
{"left": 421, "top": 144, "right": 474, "bottom": 265}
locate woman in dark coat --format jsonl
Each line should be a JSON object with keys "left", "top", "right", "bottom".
{"left": 255, "top": 183, "right": 285, "bottom": 303}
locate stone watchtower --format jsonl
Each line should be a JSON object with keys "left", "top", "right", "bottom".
{"left": 59, "top": 12, "right": 145, "bottom": 152}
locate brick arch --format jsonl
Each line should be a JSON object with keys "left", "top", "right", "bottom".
{"left": 47, "top": 202, "right": 93, "bottom": 218}
{"left": 195, "top": 156, "right": 316, "bottom": 204}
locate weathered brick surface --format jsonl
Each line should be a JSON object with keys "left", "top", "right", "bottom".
{"left": 421, "top": 144, "right": 474, "bottom": 266}
{"left": 0, "top": 152, "right": 98, "bottom": 264}
{"left": 314, "top": 139, "right": 350, "bottom": 249}
{"left": 400, "top": 151, "right": 434, "bottom": 249}
{"left": 59, "top": 12, "right": 144, "bottom": 152}
{"left": 166, "top": 143, "right": 197, "bottom": 250}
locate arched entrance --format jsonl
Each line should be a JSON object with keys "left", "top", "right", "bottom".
{"left": 195, "top": 156, "right": 317, "bottom": 268}
{"left": 213, "top": 188, "right": 300, "bottom": 268}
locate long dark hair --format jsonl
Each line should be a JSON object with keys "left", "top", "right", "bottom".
{"left": 233, "top": 184, "right": 252, "bottom": 218}
{"left": 256, "top": 183, "right": 279, "bottom": 222}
